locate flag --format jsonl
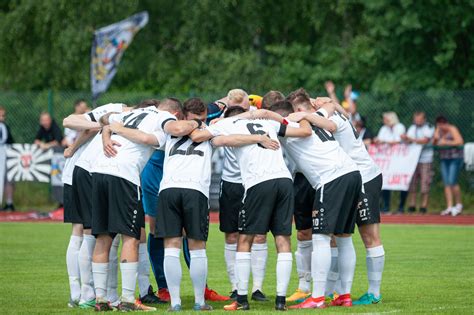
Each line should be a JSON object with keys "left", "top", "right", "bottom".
{"left": 91, "top": 11, "right": 149, "bottom": 100}
{"left": 6, "top": 144, "right": 53, "bottom": 183}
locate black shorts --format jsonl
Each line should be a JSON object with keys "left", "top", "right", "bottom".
{"left": 155, "top": 188, "right": 210, "bottom": 241}
{"left": 356, "top": 174, "right": 383, "bottom": 226}
{"left": 91, "top": 173, "right": 144, "bottom": 240}
{"left": 240, "top": 178, "right": 294, "bottom": 236}
{"left": 293, "top": 173, "right": 315, "bottom": 231}
{"left": 72, "top": 166, "right": 92, "bottom": 228}
{"left": 219, "top": 180, "right": 244, "bottom": 233}
{"left": 312, "top": 171, "right": 362, "bottom": 235}
{"left": 63, "top": 184, "right": 81, "bottom": 224}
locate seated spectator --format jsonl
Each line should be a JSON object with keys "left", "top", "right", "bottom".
{"left": 433, "top": 115, "right": 464, "bottom": 216}
{"left": 0, "top": 106, "right": 15, "bottom": 211}
{"left": 401, "top": 112, "right": 434, "bottom": 213}
{"left": 62, "top": 99, "right": 89, "bottom": 147}
{"left": 375, "top": 111, "right": 408, "bottom": 214}
{"left": 34, "top": 112, "right": 63, "bottom": 150}
{"left": 354, "top": 117, "right": 374, "bottom": 147}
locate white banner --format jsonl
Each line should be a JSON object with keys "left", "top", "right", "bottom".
{"left": 368, "top": 143, "right": 422, "bottom": 191}
{"left": 6, "top": 144, "right": 53, "bottom": 183}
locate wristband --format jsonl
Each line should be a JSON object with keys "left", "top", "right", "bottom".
{"left": 192, "top": 118, "right": 203, "bottom": 129}
{"left": 282, "top": 118, "right": 289, "bottom": 125}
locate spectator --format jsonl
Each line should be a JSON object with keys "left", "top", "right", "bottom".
{"left": 401, "top": 112, "right": 435, "bottom": 213}
{"left": 62, "top": 99, "right": 89, "bottom": 147}
{"left": 0, "top": 106, "right": 15, "bottom": 211}
{"left": 354, "top": 117, "right": 375, "bottom": 147}
{"left": 433, "top": 115, "right": 464, "bottom": 216}
{"left": 375, "top": 111, "right": 408, "bottom": 214}
{"left": 34, "top": 112, "right": 63, "bottom": 150}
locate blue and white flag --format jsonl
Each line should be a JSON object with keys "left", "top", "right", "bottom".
{"left": 91, "top": 11, "right": 149, "bottom": 100}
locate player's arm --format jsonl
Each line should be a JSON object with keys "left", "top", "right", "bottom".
{"left": 63, "top": 114, "right": 101, "bottom": 130}
{"left": 280, "top": 119, "right": 313, "bottom": 138}
{"left": 163, "top": 119, "right": 201, "bottom": 137}
{"left": 235, "top": 109, "right": 285, "bottom": 123}
{"left": 64, "top": 129, "right": 98, "bottom": 158}
{"left": 211, "top": 134, "right": 280, "bottom": 150}
{"left": 109, "top": 122, "right": 160, "bottom": 146}
{"left": 288, "top": 112, "right": 337, "bottom": 133}
{"left": 189, "top": 128, "right": 214, "bottom": 143}
{"left": 99, "top": 112, "right": 122, "bottom": 126}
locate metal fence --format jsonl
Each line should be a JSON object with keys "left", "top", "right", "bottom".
{"left": 1, "top": 89, "right": 473, "bottom": 144}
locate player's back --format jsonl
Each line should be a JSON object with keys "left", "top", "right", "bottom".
{"left": 159, "top": 134, "right": 213, "bottom": 198}
{"left": 329, "top": 111, "right": 380, "bottom": 183}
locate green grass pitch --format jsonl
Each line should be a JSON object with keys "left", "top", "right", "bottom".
{"left": 0, "top": 222, "right": 473, "bottom": 314}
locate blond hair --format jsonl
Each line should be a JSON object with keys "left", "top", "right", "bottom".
{"left": 227, "top": 89, "right": 249, "bottom": 107}
{"left": 383, "top": 111, "right": 399, "bottom": 126}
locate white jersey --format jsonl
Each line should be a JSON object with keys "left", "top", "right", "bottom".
{"left": 90, "top": 107, "right": 172, "bottom": 186}
{"left": 159, "top": 134, "right": 213, "bottom": 198}
{"left": 222, "top": 147, "right": 242, "bottom": 183}
{"left": 326, "top": 109, "right": 381, "bottom": 183}
{"left": 63, "top": 103, "right": 124, "bottom": 184}
{"left": 207, "top": 117, "right": 291, "bottom": 190}
{"left": 280, "top": 110, "right": 358, "bottom": 190}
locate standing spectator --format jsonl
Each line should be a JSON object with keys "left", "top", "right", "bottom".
{"left": 34, "top": 112, "right": 63, "bottom": 150}
{"left": 401, "top": 112, "right": 435, "bottom": 213}
{"left": 433, "top": 116, "right": 464, "bottom": 216}
{"left": 0, "top": 106, "right": 15, "bottom": 211}
{"left": 62, "top": 99, "right": 89, "bottom": 147}
{"left": 375, "top": 111, "right": 407, "bottom": 214}
{"left": 355, "top": 117, "right": 375, "bottom": 147}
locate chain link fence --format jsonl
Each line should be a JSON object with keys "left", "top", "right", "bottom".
{"left": 1, "top": 89, "right": 473, "bottom": 210}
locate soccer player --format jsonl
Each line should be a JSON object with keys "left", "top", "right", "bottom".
{"left": 90, "top": 103, "right": 202, "bottom": 311}
{"left": 292, "top": 97, "right": 385, "bottom": 305}
{"left": 190, "top": 106, "right": 310, "bottom": 311}
{"left": 244, "top": 98, "right": 362, "bottom": 309}
{"left": 62, "top": 103, "right": 126, "bottom": 308}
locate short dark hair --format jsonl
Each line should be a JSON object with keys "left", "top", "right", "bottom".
{"left": 183, "top": 98, "right": 206, "bottom": 115}
{"left": 224, "top": 106, "right": 246, "bottom": 118}
{"left": 262, "top": 90, "right": 285, "bottom": 109}
{"left": 159, "top": 97, "right": 183, "bottom": 114}
{"left": 135, "top": 99, "right": 160, "bottom": 109}
{"left": 286, "top": 88, "right": 311, "bottom": 109}
{"left": 270, "top": 100, "right": 294, "bottom": 117}
{"left": 74, "top": 99, "right": 86, "bottom": 108}
{"left": 435, "top": 115, "right": 448, "bottom": 124}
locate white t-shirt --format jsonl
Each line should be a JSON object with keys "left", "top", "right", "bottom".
{"left": 221, "top": 147, "right": 242, "bottom": 183}
{"left": 325, "top": 110, "right": 381, "bottom": 183}
{"left": 280, "top": 111, "right": 358, "bottom": 190}
{"left": 90, "top": 107, "right": 172, "bottom": 186}
{"left": 159, "top": 134, "right": 213, "bottom": 198}
{"left": 407, "top": 124, "right": 434, "bottom": 163}
{"left": 63, "top": 103, "right": 124, "bottom": 184}
{"left": 207, "top": 117, "right": 291, "bottom": 190}
{"left": 377, "top": 123, "right": 406, "bottom": 142}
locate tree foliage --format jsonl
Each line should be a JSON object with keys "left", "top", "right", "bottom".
{"left": 0, "top": 0, "right": 473, "bottom": 95}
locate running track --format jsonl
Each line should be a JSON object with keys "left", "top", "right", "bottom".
{"left": 0, "top": 209, "right": 473, "bottom": 225}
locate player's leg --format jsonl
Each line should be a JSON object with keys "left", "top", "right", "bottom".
{"left": 225, "top": 232, "right": 239, "bottom": 297}
{"left": 325, "top": 236, "right": 340, "bottom": 298}
{"left": 354, "top": 174, "right": 385, "bottom": 305}
{"left": 119, "top": 234, "right": 140, "bottom": 304}
{"left": 92, "top": 234, "right": 113, "bottom": 310}
{"left": 251, "top": 234, "right": 268, "bottom": 301}
{"left": 138, "top": 227, "right": 163, "bottom": 304}
{"left": 106, "top": 234, "right": 120, "bottom": 308}
{"left": 164, "top": 237, "right": 183, "bottom": 311}
{"left": 188, "top": 238, "right": 211, "bottom": 311}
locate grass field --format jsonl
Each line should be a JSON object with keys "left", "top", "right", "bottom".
{"left": 0, "top": 223, "right": 473, "bottom": 314}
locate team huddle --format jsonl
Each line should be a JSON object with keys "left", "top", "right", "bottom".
{"left": 62, "top": 88, "right": 385, "bottom": 312}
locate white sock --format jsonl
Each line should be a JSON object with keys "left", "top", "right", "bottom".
{"left": 224, "top": 243, "right": 238, "bottom": 291}
{"left": 276, "top": 253, "right": 293, "bottom": 297}
{"left": 311, "top": 234, "right": 331, "bottom": 298}
{"left": 251, "top": 242, "right": 268, "bottom": 293}
{"left": 190, "top": 249, "right": 208, "bottom": 306}
{"left": 138, "top": 243, "right": 151, "bottom": 297}
{"left": 79, "top": 234, "right": 96, "bottom": 302}
{"left": 121, "top": 262, "right": 138, "bottom": 303}
{"left": 335, "top": 236, "right": 356, "bottom": 295}
{"left": 366, "top": 245, "right": 385, "bottom": 297}
{"left": 295, "top": 240, "right": 312, "bottom": 293}
{"left": 325, "top": 247, "right": 339, "bottom": 296}
{"left": 164, "top": 248, "right": 182, "bottom": 307}
{"left": 236, "top": 252, "right": 252, "bottom": 296}
{"left": 66, "top": 235, "right": 83, "bottom": 301}
{"left": 107, "top": 235, "right": 120, "bottom": 304}
{"left": 92, "top": 262, "right": 108, "bottom": 301}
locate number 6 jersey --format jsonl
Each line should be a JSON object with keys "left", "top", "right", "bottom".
{"left": 159, "top": 134, "right": 213, "bottom": 198}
